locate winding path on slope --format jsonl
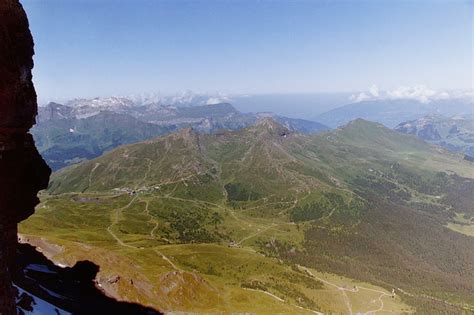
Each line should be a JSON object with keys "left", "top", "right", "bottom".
{"left": 87, "top": 162, "right": 101, "bottom": 190}
{"left": 237, "top": 223, "right": 277, "bottom": 245}
{"left": 135, "top": 158, "right": 153, "bottom": 190}
{"left": 106, "top": 195, "right": 181, "bottom": 271}
{"left": 299, "top": 265, "right": 393, "bottom": 315}
{"left": 106, "top": 194, "right": 139, "bottom": 249}
{"left": 242, "top": 288, "right": 324, "bottom": 315}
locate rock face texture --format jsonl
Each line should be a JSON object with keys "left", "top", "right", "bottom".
{"left": 0, "top": 1, "right": 51, "bottom": 314}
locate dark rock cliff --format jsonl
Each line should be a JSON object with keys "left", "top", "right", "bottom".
{"left": 0, "top": 1, "right": 51, "bottom": 314}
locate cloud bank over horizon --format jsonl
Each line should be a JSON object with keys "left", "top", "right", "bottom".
{"left": 349, "top": 85, "right": 474, "bottom": 104}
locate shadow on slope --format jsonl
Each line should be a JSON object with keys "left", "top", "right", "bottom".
{"left": 14, "top": 243, "right": 162, "bottom": 315}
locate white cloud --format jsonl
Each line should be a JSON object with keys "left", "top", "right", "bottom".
{"left": 349, "top": 85, "right": 472, "bottom": 103}
{"left": 349, "top": 92, "right": 371, "bottom": 103}
{"left": 369, "top": 84, "right": 379, "bottom": 97}
{"left": 206, "top": 97, "right": 228, "bottom": 105}
{"left": 386, "top": 85, "right": 437, "bottom": 103}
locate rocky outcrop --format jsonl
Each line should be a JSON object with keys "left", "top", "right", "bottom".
{"left": 0, "top": 1, "right": 51, "bottom": 314}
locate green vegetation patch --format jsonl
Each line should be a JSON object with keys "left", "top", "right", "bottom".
{"left": 225, "top": 182, "right": 261, "bottom": 202}
{"left": 290, "top": 191, "right": 365, "bottom": 223}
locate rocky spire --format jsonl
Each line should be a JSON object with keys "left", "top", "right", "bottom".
{"left": 0, "top": 1, "right": 51, "bottom": 314}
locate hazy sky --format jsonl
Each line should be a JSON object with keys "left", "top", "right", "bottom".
{"left": 21, "top": 0, "right": 473, "bottom": 102}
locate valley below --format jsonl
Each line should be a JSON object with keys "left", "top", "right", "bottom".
{"left": 19, "top": 118, "right": 474, "bottom": 314}
{"left": 19, "top": 192, "right": 412, "bottom": 314}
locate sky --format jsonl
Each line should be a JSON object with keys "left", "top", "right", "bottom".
{"left": 21, "top": 0, "right": 473, "bottom": 102}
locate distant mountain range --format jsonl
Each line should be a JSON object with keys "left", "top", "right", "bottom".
{"left": 315, "top": 99, "right": 473, "bottom": 128}
{"left": 34, "top": 93, "right": 474, "bottom": 170}
{"left": 33, "top": 110, "right": 175, "bottom": 170}
{"left": 34, "top": 99, "right": 328, "bottom": 170}
{"left": 395, "top": 115, "right": 474, "bottom": 158}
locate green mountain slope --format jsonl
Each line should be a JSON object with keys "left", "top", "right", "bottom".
{"left": 24, "top": 118, "right": 474, "bottom": 313}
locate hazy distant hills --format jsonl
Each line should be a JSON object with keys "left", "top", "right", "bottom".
{"left": 34, "top": 99, "right": 328, "bottom": 170}
{"left": 33, "top": 111, "right": 175, "bottom": 170}
{"left": 395, "top": 115, "right": 474, "bottom": 158}
{"left": 316, "top": 99, "right": 474, "bottom": 128}
{"left": 33, "top": 118, "right": 474, "bottom": 312}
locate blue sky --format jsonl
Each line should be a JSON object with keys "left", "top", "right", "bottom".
{"left": 21, "top": 0, "right": 473, "bottom": 102}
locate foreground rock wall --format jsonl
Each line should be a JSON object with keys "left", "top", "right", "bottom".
{"left": 0, "top": 1, "right": 51, "bottom": 314}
